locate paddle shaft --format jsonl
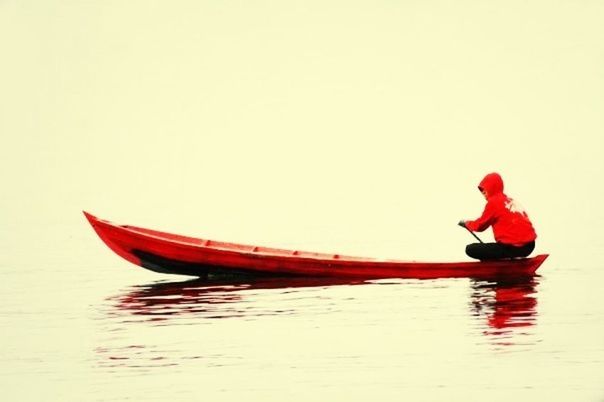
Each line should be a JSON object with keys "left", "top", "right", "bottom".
{"left": 464, "top": 226, "right": 484, "bottom": 243}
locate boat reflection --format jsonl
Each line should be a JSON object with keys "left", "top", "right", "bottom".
{"left": 110, "top": 275, "right": 539, "bottom": 331}
{"left": 109, "top": 276, "right": 367, "bottom": 321}
{"left": 469, "top": 276, "right": 539, "bottom": 340}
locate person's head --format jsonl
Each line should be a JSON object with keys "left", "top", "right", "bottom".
{"left": 478, "top": 172, "right": 504, "bottom": 199}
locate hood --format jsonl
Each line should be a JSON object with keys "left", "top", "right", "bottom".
{"left": 478, "top": 172, "right": 504, "bottom": 197}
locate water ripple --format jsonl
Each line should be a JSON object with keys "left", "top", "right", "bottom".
{"left": 104, "top": 277, "right": 367, "bottom": 323}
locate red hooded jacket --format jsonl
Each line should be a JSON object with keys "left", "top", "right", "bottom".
{"left": 465, "top": 173, "right": 537, "bottom": 246}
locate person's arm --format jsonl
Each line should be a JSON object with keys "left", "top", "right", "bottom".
{"left": 465, "top": 201, "right": 497, "bottom": 232}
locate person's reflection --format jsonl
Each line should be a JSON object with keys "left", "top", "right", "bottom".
{"left": 470, "top": 276, "right": 539, "bottom": 339}
{"left": 111, "top": 275, "right": 540, "bottom": 338}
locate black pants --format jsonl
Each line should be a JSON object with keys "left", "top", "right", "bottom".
{"left": 465, "top": 241, "right": 535, "bottom": 261}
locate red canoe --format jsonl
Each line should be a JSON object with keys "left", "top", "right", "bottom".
{"left": 84, "top": 212, "right": 549, "bottom": 279}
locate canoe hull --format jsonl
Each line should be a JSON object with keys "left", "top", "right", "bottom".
{"left": 84, "top": 212, "right": 549, "bottom": 279}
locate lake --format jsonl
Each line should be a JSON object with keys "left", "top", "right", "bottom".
{"left": 1, "top": 219, "right": 603, "bottom": 402}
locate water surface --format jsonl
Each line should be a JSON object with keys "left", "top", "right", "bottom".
{"left": 2, "top": 228, "right": 602, "bottom": 401}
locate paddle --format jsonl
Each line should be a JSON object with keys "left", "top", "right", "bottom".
{"left": 458, "top": 221, "right": 483, "bottom": 243}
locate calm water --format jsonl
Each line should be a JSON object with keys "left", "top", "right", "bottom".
{"left": 1, "top": 222, "right": 603, "bottom": 402}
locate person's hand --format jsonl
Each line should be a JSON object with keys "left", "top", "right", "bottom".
{"left": 458, "top": 220, "right": 467, "bottom": 228}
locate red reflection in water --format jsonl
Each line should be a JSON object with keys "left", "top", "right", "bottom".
{"left": 98, "top": 276, "right": 541, "bottom": 370}
{"left": 110, "top": 277, "right": 366, "bottom": 319}
{"left": 109, "top": 275, "right": 539, "bottom": 339}
{"left": 470, "top": 276, "right": 539, "bottom": 338}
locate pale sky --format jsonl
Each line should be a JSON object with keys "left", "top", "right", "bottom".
{"left": 2, "top": 0, "right": 603, "bottom": 260}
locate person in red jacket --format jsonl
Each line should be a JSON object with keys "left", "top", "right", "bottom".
{"left": 459, "top": 172, "right": 537, "bottom": 260}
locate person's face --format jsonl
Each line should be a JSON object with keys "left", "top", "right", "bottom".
{"left": 480, "top": 188, "right": 488, "bottom": 199}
